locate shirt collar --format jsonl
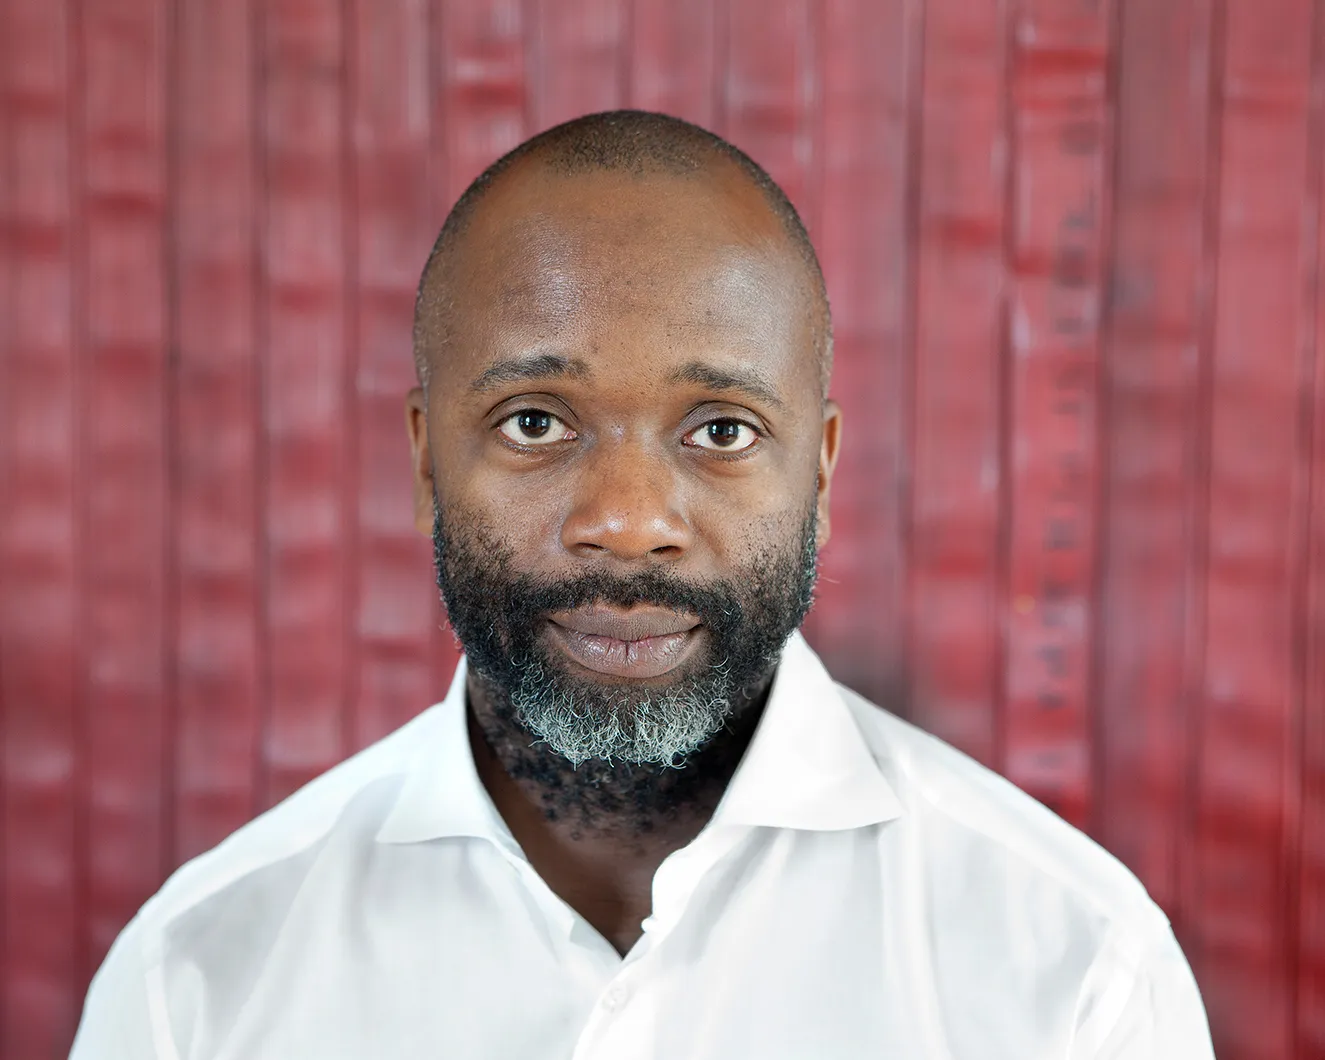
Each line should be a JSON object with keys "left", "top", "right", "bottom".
{"left": 710, "top": 631, "right": 903, "bottom": 831}
{"left": 375, "top": 656, "right": 518, "bottom": 849}
{"left": 376, "top": 630, "right": 902, "bottom": 846}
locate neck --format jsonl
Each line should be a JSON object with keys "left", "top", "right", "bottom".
{"left": 465, "top": 671, "right": 770, "bottom": 841}
{"left": 465, "top": 673, "right": 770, "bottom": 955}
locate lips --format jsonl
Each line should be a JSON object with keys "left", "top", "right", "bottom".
{"left": 545, "top": 606, "right": 703, "bottom": 680}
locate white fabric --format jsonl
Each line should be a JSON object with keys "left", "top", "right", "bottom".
{"left": 70, "top": 632, "right": 1213, "bottom": 1059}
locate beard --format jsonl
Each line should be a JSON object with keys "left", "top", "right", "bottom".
{"left": 432, "top": 500, "right": 819, "bottom": 771}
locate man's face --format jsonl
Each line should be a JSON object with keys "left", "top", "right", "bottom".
{"left": 407, "top": 161, "right": 841, "bottom": 767}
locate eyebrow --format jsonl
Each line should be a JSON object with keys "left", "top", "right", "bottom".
{"left": 667, "top": 360, "right": 787, "bottom": 412}
{"left": 469, "top": 354, "right": 592, "bottom": 392}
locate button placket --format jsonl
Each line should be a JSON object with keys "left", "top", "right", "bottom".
{"left": 599, "top": 982, "right": 630, "bottom": 1013}
{"left": 569, "top": 973, "right": 642, "bottom": 1060}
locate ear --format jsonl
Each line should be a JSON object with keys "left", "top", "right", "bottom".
{"left": 405, "top": 387, "right": 435, "bottom": 536}
{"left": 815, "top": 399, "right": 843, "bottom": 549}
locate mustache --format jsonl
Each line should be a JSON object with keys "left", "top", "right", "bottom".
{"left": 430, "top": 498, "right": 820, "bottom": 669}
{"left": 493, "top": 568, "right": 743, "bottom": 621}
{"left": 430, "top": 500, "right": 746, "bottom": 626}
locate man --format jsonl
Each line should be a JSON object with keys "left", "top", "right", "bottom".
{"left": 71, "top": 111, "right": 1213, "bottom": 1058}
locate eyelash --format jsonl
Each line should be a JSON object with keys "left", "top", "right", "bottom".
{"left": 496, "top": 409, "right": 577, "bottom": 447}
{"left": 493, "top": 409, "right": 764, "bottom": 456}
{"left": 684, "top": 418, "right": 762, "bottom": 456}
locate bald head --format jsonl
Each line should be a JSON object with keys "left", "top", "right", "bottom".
{"left": 412, "top": 110, "right": 832, "bottom": 394}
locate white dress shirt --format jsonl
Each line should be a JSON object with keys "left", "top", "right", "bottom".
{"left": 70, "top": 632, "right": 1213, "bottom": 1059}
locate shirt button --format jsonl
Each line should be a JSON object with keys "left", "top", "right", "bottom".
{"left": 600, "top": 984, "right": 630, "bottom": 1012}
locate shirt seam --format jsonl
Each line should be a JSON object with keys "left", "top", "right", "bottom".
{"left": 1067, "top": 926, "right": 1148, "bottom": 1056}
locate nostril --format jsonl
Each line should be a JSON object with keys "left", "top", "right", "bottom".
{"left": 560, "top": 481, "right": 694, "bottom": 560}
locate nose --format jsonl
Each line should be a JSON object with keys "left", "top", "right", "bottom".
{"left": 560, "top": 439, "right": 693, "bottom": 562}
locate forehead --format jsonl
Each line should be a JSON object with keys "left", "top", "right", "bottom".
{"left": 425, "top": 163, "right": 819, "bottom": 390}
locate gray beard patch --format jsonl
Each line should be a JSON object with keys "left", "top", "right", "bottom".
{"left": 504, "top": 650, "right": 743, "bottom": 768}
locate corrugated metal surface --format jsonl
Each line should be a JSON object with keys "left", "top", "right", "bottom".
{"left": 1, "top": 1, "right": 1322, "bottom": 1056}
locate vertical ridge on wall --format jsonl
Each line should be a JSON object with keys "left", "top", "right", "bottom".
{"left": 1192, "top": 1, "right": 1315, "bottom": 1053}
{"left": 429, "top": 0, "right": 531, "bottom": 291}
{"left": 1001, "top": 0, "right": 1113, "bottom": 831}
{"left": 162, "top": 0, "right": 179, "bottom": 905}
{"left": 1096, "top": 0, "right": 1214, "bottom": 920}
{"left": 1182, "top": 0, "right": 1224, "bottom": 977}
{"left": 1297, "top": 10, "right": 1325, "bottom": 1050}
{"left": 710, "top": 0, "right": 729, "bottom": 136}
{"left": 350, "top": 0, "right": 438, "bottom": 747}
{"left": 171, "top": 0, "right": 263, "bottom": 865}
{"left": 722, "top": 0, "right": 819, "bottom": 226}
{"left": 1301, "top": 237, "right": 1325, "bottom": 1058}
{"left": 1290, "top": 11, "right": 1325, "bottom": 1053}
{"left": 0, "top": 1, "right": 82, "bottom": 1052}
{"left": 258, "top": 0, "right": 352, "bottom": 808}
{"left": 805, "top": 0, "right": 920, "bottom": 709}
{"left": 338, "top": 0, "right": 362, "bottom": 801}
{"left": 0, "top": 10, "right": 8, "bottom": 1040}
{"left": 528, "top": 0, "right": 628, "bottom": 128}
{"left": 629, "top": 0, "right": 718, "bottom": 123}
{"left": 78, "top": 0, "right": 171, "bottom": 980}
{"left": 909, "top": 0, "right": 1009, "bottom": 768}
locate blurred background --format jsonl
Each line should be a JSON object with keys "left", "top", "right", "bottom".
{"left": 1, "top": 0, "right": 1321, "bottom": 1056}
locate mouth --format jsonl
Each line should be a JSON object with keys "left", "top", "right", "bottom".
{"left": 544, "top": 605, "right": 704, "bottom": 680}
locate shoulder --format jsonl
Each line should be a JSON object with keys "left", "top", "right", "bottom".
{"left": 70, "top": 707, "right": 443, "bottom": 1057}
{"left": 836, "top": 683, "right": 1171, "bottom": 960}
{"left": 122, "top": 705, "right": 441, "bottom": 959}
{"left": 830, "top": 684, "right": 1215, "bottom": 1053}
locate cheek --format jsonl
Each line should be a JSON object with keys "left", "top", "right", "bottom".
{"left": 705, "top": 501, "right": 813, "bottom": 574}
{"left": 433, "top": 464, "right": 566, "bottom": 563}
{"left": 430, "top": 408, "right": 567, "bottom": 522}
{"left": 687, "top": 444, "right": 820, "bottom": 529}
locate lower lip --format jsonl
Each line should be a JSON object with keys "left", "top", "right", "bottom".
{"left": 545, "top": 622, "right": 700, "bottom": 680}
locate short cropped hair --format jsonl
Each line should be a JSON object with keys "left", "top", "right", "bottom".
{"left": 413, "top": 109, "right": 832, "bottom": 394}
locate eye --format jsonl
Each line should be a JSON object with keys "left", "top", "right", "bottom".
{"left": 497, "top": 409, "right": 576, "bottom": 446}
{"left": 685, "top": 418, "right": 760, "bottom": 453}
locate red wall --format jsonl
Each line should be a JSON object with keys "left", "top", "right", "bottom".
{"left": 1, "top": 1, "right": 1322, "bottom": 1056}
